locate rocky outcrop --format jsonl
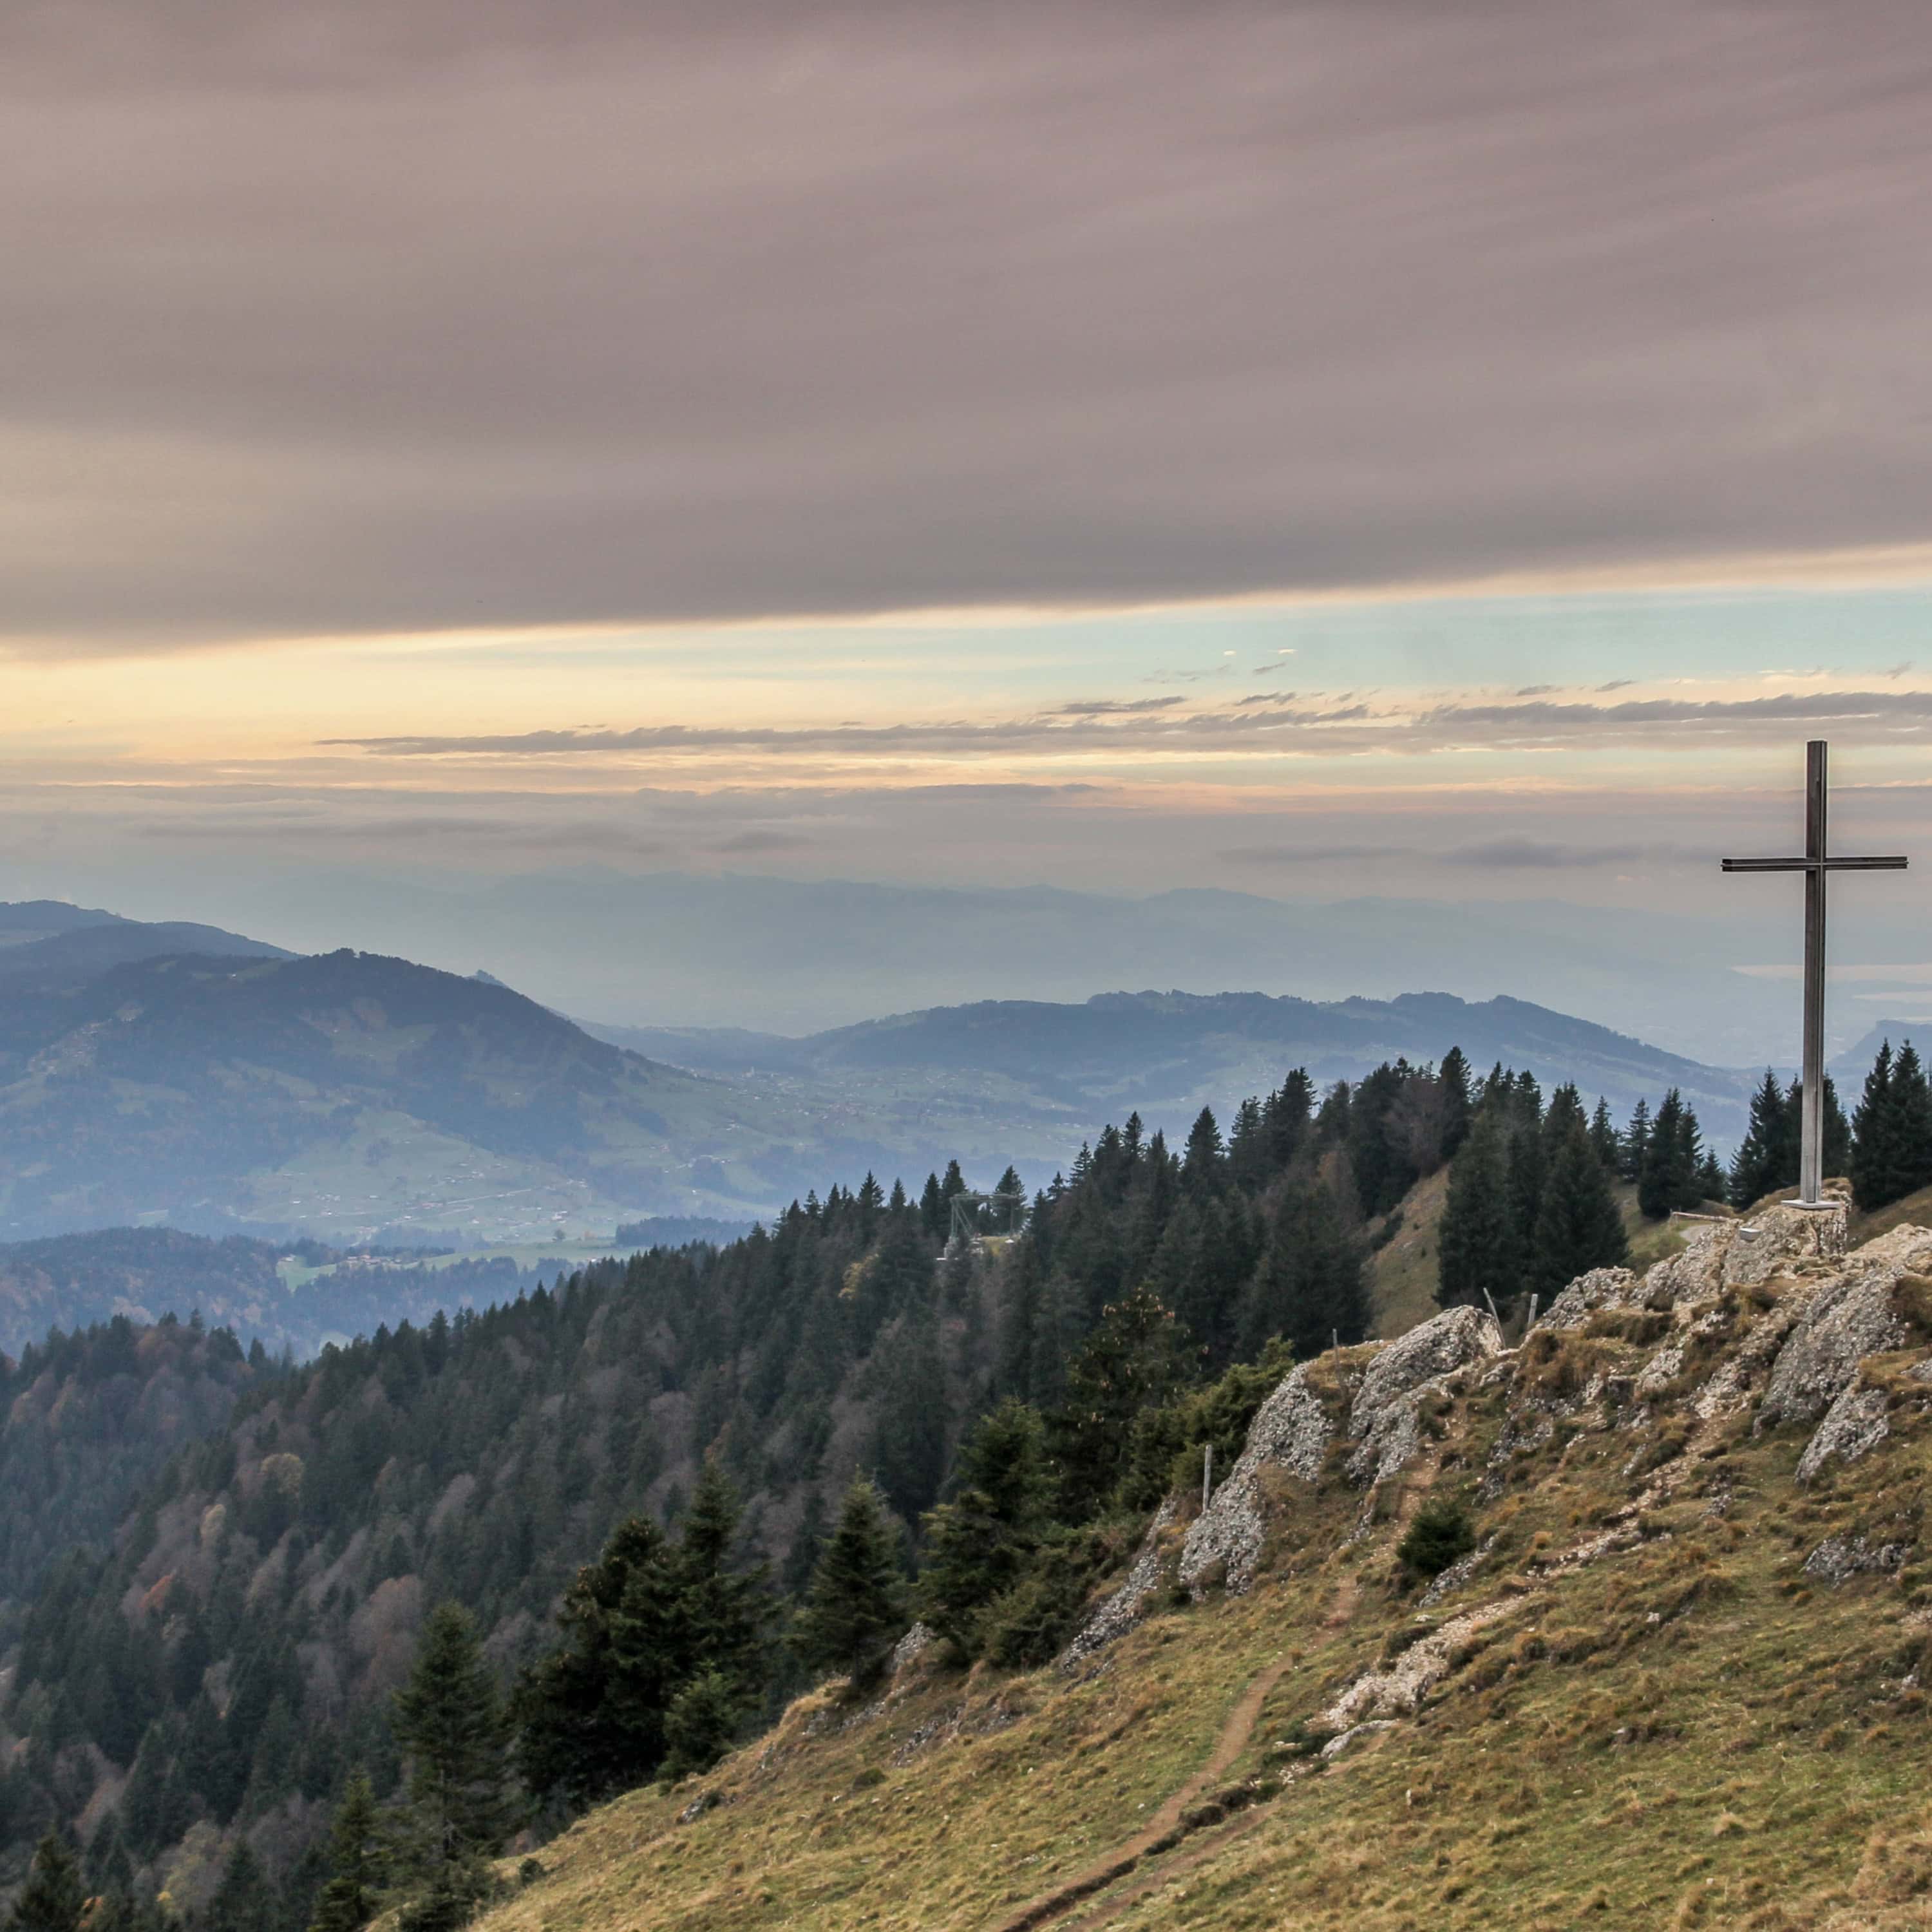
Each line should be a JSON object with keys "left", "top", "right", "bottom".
{"left": 1757, "top": 1224, "right": 1932, "bottom": 1433}
{"left": 1803, "top": 1532, "right": 1910, "bottom": 1585}
{"left": 1539, "top": 1207, "right": 1846, "bottom": 1338}
{"left": 1059, "top": 1498, "right": 1180, "bottom": 1670}
{"left": 1345, "top": 1305, "right": 1502, "bottom": 1488}
{"left": 1795, "top": 1384, "right": 1893, "bottom": 1481}
{"left": 1176, "top": 1364, "right": 1331, "bottom": 1596}
{"left": 1538, "top": 1265, "right": 1640, "bottom": 1330}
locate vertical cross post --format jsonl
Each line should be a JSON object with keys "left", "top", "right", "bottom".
{"left": 1722, "top": 740, "right": 1908, "bottom": 1208}
{"left": 1801, "top": 741, "right": 1828, "bottom": 1206}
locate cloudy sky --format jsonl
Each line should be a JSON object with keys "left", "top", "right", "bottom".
{"left": 5, "top": 1, "right": 1932, "bottom": 1033}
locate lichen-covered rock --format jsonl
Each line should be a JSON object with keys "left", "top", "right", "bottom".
{"left": 1757, "top": 1226, "right": 1932, "bottom": 1432}
{"left": 1796, "top": 1383, "right": 1891, "bottom": 1481}
{"left": 1803, "top": 1532, "right": 1909, "bottom": 1584}
{"left": 1177, "top": 1364, "right": 1331, "bottom": 1595}
{"left": 1058, "top": 1497, "right": 1179, "bottom": 1670}
{"left": 1351, "top": 1306, "right": 1501, "bottom": 1434}
{"left": 1537, "top": 1266, "right": 1639, "bottom": 1330}
{"left": 888, "top": 1622, "right": 938, "bottom": 1679}
{"left": 1344, "top": 1306, "right": 1501, "bottom": 1488}
{"left": 1722, "top": 1200, "right": 1848, "bottom": 1286}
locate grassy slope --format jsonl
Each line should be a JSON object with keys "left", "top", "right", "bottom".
{"left": 475, "top": 1249, "right": 1932, "bottom": 1932}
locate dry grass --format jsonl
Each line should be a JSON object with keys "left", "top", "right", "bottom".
{"left": 472, "top": 1253, "right": 1932, "bottom": 1932}
{"left": 1369, "top": 1167, "right": 1450, "bottom": 1340}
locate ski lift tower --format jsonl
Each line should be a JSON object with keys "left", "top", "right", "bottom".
{"left": 946, "top": 1182, "right": 1030, "bottom": 1258}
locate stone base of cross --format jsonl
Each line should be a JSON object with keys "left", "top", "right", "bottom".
{"left": 1722, "top": 740, "right": 1907, "bottom": 1207}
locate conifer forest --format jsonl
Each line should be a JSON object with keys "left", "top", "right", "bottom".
{"left": 6, "top": 1036, "right": 1932, "bottom": 1929}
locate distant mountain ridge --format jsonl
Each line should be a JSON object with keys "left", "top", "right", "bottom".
{"left": 585, "top": 987, "right": 1753, "bottom": 1144}
{"left": 0, "top": 933, "right": 832, "bottom": 1242}
{"left": 0, "top": 899, "right": 1757, "bottom": 1247}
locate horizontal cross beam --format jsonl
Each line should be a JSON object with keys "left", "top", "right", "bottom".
{"left": 1721, "top": 855, "right": 1908, "bottom": 873}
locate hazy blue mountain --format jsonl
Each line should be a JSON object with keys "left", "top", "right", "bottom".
{"left": 0, "top": 943, "right": 845, "bottom": 1242}
{"left": 588, "top": 987, "right": 1754, "bottom": 1154}
{"left": 66, "top": 866, "right": 1830, "bottom": 1063}
{"left": 0, "top": 899, "right": 1757, "bottom": 1249}
{"left": 0, "top": 909, "right": 288, "bottom": 979}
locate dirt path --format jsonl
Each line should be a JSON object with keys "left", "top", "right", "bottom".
{"left": 1055, "top": 1801, "right": 1275, "bottom": 1931}
{"left": 986, "top": 1651, "right": 1296, "bottom": 1932}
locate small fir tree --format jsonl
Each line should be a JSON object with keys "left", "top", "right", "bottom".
{"left": 8, "top": 1832, "right": 84, "bottom": 1932}
{"left": 308, "top": 1768, "right": 383, "bottom": 1932}
{"left": 917, "top": 1401, "right": 1054, "bottom": 1654}
{"left": 791, "top": 1477, "right": 905, "bottom": 1687}
{"left": 1531, "top": 1108, "right": 1629, "bottom": 1294}
{"left": 391, "top": 1604, "right": 513, "bottom": 1909}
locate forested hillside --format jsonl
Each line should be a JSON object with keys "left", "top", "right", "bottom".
{"left": 0, "top": 1037, "right": 1537, "bottom": 1926}
{"left": 0, "top": 1317, "right": 274, "bottom": 1631}
{"left": 3, "top": 1034, "right": 1922, "bottom": 1929}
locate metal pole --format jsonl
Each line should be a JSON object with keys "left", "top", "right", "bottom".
{"left": 1202, "top": 1443, "right": 1213, "bottom": 1512}
{"left": 1801, "top": 739, "right": 1827, "bottom": 1205}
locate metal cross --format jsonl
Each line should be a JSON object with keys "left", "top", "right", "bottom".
{"left": 1721, "top": 739, "right": 1908, "bottom": 1207}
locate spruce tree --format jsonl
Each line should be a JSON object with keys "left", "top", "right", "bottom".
{"left": 1638, "top": 1090, "right": 1699, "bottom": 1219}
{"left": 8, "top": 1832, "right": 84, "bottom": 1932}
{"left": 1531, "top": 1109, "right": 1629, "bottom": 1294}
{"left": 1503, "top": 1078, "right": 1547, "bottom": 1274}
{"left": 1049, "top": 1285, "right": 1198, "bottom": 1514}
{"left": 1438, "top": 1047, "right": 1473, "bottom": 1160}
{"left": 515, "top": 1517, "right": 683, "bottom": 1809}
{"left": 791, "top": 1477, "right": 905, "bottom": 1687}
{"left": 1236, "top": 1177, "right": 1368, "bottom": 1360}
{"left": 1729, "top": 1068, "right": 1794, "bottom": 1208}
{"left": 1851, "top": 1041, "right": 1899, "bottom": 1211}
{"left": 308, "top": 1769, "right": 383, "bottom": 1932}
{"left": 917, "top": 1401, "right": 1055, "bottom": 1656}
{"left": 1180, "top": 1108, "right": 1226, "bottom": 1197}
{"left": 205, "top": 1841, "right": 276, "bottom": 1932}
{"left": 870, "top": 1316, "right": 949, "bottom": 1522}
{"left": 1823, "top": 1074, "right": 1853, "bottom": 1179}
{"left": 673, "top": 1461, "right": 766, "bottom": 1721}
{"left": 1437, "top": 1110, "right": 1513, "bottom": 1309}
{"left": 1265, "top": 1068, "right": 1315, "bottom": 1170}
{"left": 1893, "top": 1041, "right": 1932, "bottom": 1201}
{"left": 1587, "top": 1097, "right": 1620, "bottom": 1175}
{"left": 1619, "top": 1097, "right": 1651, "bottom": 1184}
{"left": 661, "top": 1671, "right": 743, "bottom": 1781}
{"left": 391, "top": 1604, "right": 513, "bottom": 1904}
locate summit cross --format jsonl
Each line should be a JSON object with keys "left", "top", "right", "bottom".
{"left": 1721, "top": 739, "right": 1908, "bottom": 1208}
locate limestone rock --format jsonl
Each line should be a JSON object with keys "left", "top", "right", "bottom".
{"left": 1757, "top": 1225, "right": 1932, "bottom": 1432}
{"left": 888, "top": 1622, "right": 938, "bottom": 1679}
{"left": 1537, "top": 1266, "right": 1638, "bottom": 1330}
{"left": 1177, "top": 1363, "right": 1331, "bottom": 1595}
{"left": 1803, "top": 1532, "right": 1909, "bottom": 1584}
{"left": 1058, "top": 1497, "right": 1179, "bottom": 1670}
{"left": 1795, "top": 1384, "right": 1891, "bottom": 1481}
{"left": 1344, "top": 1305, "right": 1501, "bottom": 1488}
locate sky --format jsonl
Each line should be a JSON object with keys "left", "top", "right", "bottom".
{"left": 5, "top": 2, "right": 1932, "bottom": 1039}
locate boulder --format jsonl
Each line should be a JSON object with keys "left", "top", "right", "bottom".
{"left": 1345, "top": 1305, "right": 1502, "bottom": 1488}
{"left": 1757, "top": 1225, "right": 1932, "bottom": 1433}
{"left": 1177, "top": 1364, "right": 1330, "bottom": 1596}
{"left": 1059, "top": 1497, "right": 1179, "bottom": 1669}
